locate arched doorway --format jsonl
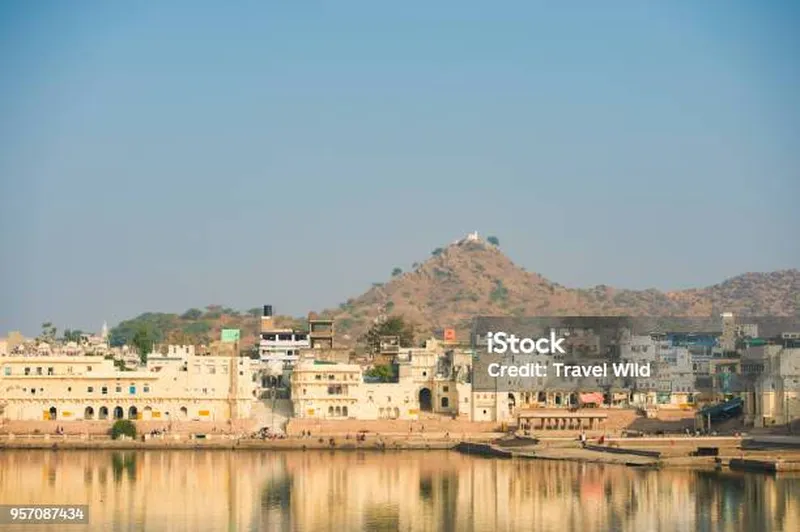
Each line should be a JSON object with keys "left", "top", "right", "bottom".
{"left": 128, "top": 406, "right": 138, "bottom": 420}
{"left": 49, "top": 406, "right": 57, "bottom": 420}
{"left": 99, "top": 406, "right": 109, "bottom": 420}
{"left": 84, "top": 406, "right": 95, "bottom": 420}
{"left": 507, "top": 392, "right": 516, "bottom": 409}
{"left": 419, "top": 388, "right": 432, "bottom": 412}
{"left": 179, "top": 406, "right": 188, "bottom": 420}
{"left": 143, "top": 406, "right": 153, "bottom": 420}
{"left": 113, "top": 406, "right": 124, "bottom": 420}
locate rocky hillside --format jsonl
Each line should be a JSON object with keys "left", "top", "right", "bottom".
{"left": 325, "top": 235, "right": 800, "bottom": 344}
{"left": 109, "top": 236, "right": 799, "bottom": 348}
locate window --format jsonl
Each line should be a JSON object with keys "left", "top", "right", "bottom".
{"left": 24, "top": 367, "right": 31, "bottom": 375}
{"left": 443, "top": 386, "right": 449, "bottom": 392}
{"left": 102, "top": 386, "right": 108, "bottom": 395}
{"left": 144, "top": 386, "right": 150, "bottom": 393}
{"left": 88, "top": 386, "right": 94, "bottom": 393}
{"left": 208, "top": 366, "right": 216, "bottom": 374}
{"left": 115, "top": 386, "right": 122, "bottom": 393}
{"left": 129, "top": 386, "right": 136, "bottom": 395}
{"left": 47, "top": 367, "right": 54, "bottom": 376}
{"left": 67, "top": 387, "right": 72, "bottom": 392}
{"left": 441, "top": 397, "right": 449, "bottom": 408}
{"left": 3, "top": 367, "right": 10, "bottom": 376}
{"left": 86, "top": 366, "right": 92, "bottom": 372}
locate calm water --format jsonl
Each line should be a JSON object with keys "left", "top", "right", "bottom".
{"left": 0, "top": 450, "right": 799, "bottom": 532}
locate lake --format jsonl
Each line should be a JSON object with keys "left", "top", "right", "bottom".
{"left": 0, "top": 450, "right": 798, "bottom": 531}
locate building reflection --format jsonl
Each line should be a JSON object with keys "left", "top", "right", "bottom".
{"left": 0, "top": 451, "right": 797, "bottom": 532}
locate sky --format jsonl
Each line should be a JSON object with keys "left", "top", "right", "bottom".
{"left": 1, "top": 1, "right": 798, "bottom": 336}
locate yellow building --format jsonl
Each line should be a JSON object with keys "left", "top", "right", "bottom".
{"left": 290, "top": 342, "right": 474, "bottom": 421}
{"left": 0, "top": 346, "right": 257, "bottom": 423}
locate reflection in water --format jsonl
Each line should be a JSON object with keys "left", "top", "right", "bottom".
{"left": 0, "top": 450, "right": 798, "bottom": 532}
{"left": 110, "top": 452, "right": 137, "bottom": 484}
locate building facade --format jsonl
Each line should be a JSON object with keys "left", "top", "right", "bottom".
{"left": 0, "top": 346, "right": 257, "bottom": 423}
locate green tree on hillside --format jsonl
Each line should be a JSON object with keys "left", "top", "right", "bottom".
{"left": 431, "top": 248, "right": 444, "bottom": 256}
{"left": 180, "top": 308, "right": 203, "bottom": 320}
{"left": 487, "top": 235, "right": 500, "bottom": 246}
{"left": 108, "top": 313, "right": 175, "bottom": 347}
{"left": 131, "top": 326, "right": 154, "bottom": 364}
{"left": 361, "top": 315, "right": 416, "bottom": 353}
{"left": 391, "top": 267, "right": 403, "bottom": 277}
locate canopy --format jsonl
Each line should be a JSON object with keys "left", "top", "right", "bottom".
{"left": 579, "top": 392, "right": 604, "bottom": 404}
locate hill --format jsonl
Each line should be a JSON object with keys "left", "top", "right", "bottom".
{"left": 107, "top": 306, "right": 304, "bottom": 351}
{"left": 324, "top": 235, "right": 800, "bottom": 344}
{"left": 108, "top": 235, "right": 800, "bottom": 348}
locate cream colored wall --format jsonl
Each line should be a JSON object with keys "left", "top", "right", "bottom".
{"left": 360, "top": 382, "right": 419, "bottom": 420}
{"left": 290, "top": 358, "right": 474, "bottom": 421}
{"left": 0, "top": 352, "right": 256, "bottom": 422}
{"left": 291, "top": 363, "right": 361, "bottom": 418}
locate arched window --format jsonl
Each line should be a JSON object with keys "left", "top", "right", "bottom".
{"left": 84, "top": 406, "right": 95, "bottom": 420}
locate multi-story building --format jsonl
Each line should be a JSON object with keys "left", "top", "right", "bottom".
{"left": 290, "top": 340, "right": 472, "bottom": 421}
{"left": 258, "top": 305, "right": 310, "bottom": 365}
{"left": 308, "top": 314, "right": 334, "bottom": 350}
{"left": 743, "top": 345, "right": 800, "bottom": 427}
{"left": 0, "top": 345, "right": 257, "bottom": 423}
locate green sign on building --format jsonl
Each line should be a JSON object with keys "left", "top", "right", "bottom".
{"left": 221, "top": 329, "right": 241, "bottom": 343}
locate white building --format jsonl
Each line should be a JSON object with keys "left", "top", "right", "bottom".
{"left": 0, "top": 346, "right": 257, "bottom": 422}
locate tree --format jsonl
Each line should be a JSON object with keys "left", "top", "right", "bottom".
{"left": 62, "top": 329, "right": 85, "bottom": 343}
{"left": 180, "top": 308, "right": 203, "bottom": 320}
{"left": 391, "top": 267, "right": 403, "bottom": 277}
{"left": 40, "top": 322, "right": 57, "bottom": 343}
{"left": 487, "top": 235, "right": 500, "bottom": 246}
{"left": 131, "top": 326, "right": 154, "bottom": 365}
{"left": 364, "top": 364, "right": 398, "bottom": 383}
{"left": 361, "top": 315, "right": 416, "bottom": 353}
{"left": 110, "top": 420, "right": 137, "bottom": 440}
{"left": 431, "top": 248, "right": 444, "bottom": 256}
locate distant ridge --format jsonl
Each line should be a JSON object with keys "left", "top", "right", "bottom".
{"left": 110, "top": 234, "right": 800, "bottom": 347}
{"left": 323, "top": 234, "right": 800, "bottom": 344}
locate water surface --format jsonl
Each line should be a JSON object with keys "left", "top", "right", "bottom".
{"left": 1, "top": 450, "right": 798, "bottom": 531}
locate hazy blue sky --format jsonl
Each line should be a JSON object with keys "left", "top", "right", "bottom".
{"left": 1, "top": 1, "right": 798, "bottom": 336}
